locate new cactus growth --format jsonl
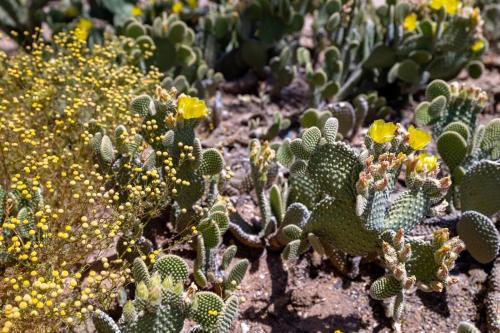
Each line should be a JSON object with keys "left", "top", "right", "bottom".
{"left": 93, "top": 255, "right": 240, "bottom": 333}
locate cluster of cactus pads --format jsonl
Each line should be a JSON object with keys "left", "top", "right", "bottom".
{"left": 92, "top": 255, "right": 239, "bottom": 333}
{"left": 122, "top": 15, "right": 223, "bottom": 98}
{"left": 416, "top": 80, "right": 500, "bottom": 264}
{"left": 254, "top": 112, "right": 468, "bottom": 320}
{"left": 89, "top": 87, "right": 248, "bottom": 331}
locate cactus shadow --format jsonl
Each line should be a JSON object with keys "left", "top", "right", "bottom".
{"left": 415, "top": 290, "right": 451, "bottom": 317}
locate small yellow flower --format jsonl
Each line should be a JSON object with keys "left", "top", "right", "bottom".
{"left": 408, "top": 126, "right": 431, "bottom": 150}
{"left": 403, "top": 13, "right": 417, "bottom": 32}
{"left": 131, "top": 6, "right": 143, "bottom": 17}
{"left": 430, "top": 0, "right": 458, "bottom": 15}
{"left": 177, "top": 95, "right": 208, "bottom": 119}
{"left": 471, "top": 40, "right": 485, "bottom": 53}
{"left": 368, "top": 120, "right": 397, "bottom": 144}
{"left": 74, "top": 18, "right": 92, "bottom": 42}
{"left": 415, "top": 153, "right": 438, "bottom": 173}
{"left": 172, "top": 2, "right": 183, "bottom": 14}
{"left": 187, "top": 0, "right": 197, "bottom": 9}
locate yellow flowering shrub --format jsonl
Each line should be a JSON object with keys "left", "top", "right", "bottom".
{"left": 0, "top": 30, "right": 167, "bottom": 332}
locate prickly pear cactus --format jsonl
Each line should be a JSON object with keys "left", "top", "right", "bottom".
{"left": 122, "top": 16, "right": 223, "bottom": 98}
{"left": 415, "top": 81, "right": 500, "bottom": 264}
{"left": 92, "top": 256, "right": 240, "bottom": 333}
{"left": 278, "top": 118, "right": 463, "bottom": 323}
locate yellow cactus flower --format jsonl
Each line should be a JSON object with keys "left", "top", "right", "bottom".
{"left": 415, "top": 153, "right": 438, "bottom": 173}
{"left": 177, "top": 95, "right": 208, "bottom": 119}
{"left": 74, "top": 18, "right": 92, "bottom": 42}
{"left": 408, "top": 126, "right": 431, "bottom": 150}
{"left": 187, "top": 0, "right": 198, "bottom": 9}
{"left": 368, "top": 120, "right": 397, "bottom": 144}
{"left": 403, "top": 13, "right": 418, "bottom": 32}
{"left": 471, "top": 40, "right": 485, "bottom": 53}
{"left": 172, "top": 2, "right": 183, "bottom": 14}
{"left": 430, "top": 0, "right": 459, "bottom": 15}
{"left": 131, "top": 6, "right": 143, "bottom": 17}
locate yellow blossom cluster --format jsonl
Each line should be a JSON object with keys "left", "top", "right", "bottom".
{"left": 0, "top": 30, "right": 168, "bottom": 332}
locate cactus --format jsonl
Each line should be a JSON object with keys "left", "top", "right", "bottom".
{"left": 199, "top": 0, "right": 303, "bottom": 88}
{"left": 486, "top": 255, "right": 500, "bottom": 332}
{"left": 0, "top": 0, "right": 50, "bottom": 46}
{"left": 122, "top": 16, "right": 224, "bottom": 99}
{"left": 228, "top": 140, "right": 277, "bottom": 248}
{"left": 257, "top": 112, "right": 291, "bottom": 141}
{"left": 90, "top": 87, "right": 236, "bottom": 275}
{"left": 456, "top": 161, "right": 500, "bottom": 263}
{"left": 366, "top": 1, "right": 486, "bottom": 92}
{"left": 415, "top": 81, "right": 500, "bottom": 264}
{"left": 457, "top": 322, "right": 481, "bottom": 333}
{"left": 268, "top": 46, "right": 296, "bottom": 97}
{"left": 276, "top": 118, "right": 463, "bottom": 323}
{"left": 92, "top": 256, "right": 240, "bottom": 333}
{"left": 192, "top": 208, "right": 249, "bottom": 295}
{"left": 298, "top": 0, "right": 486, "bottom": 105}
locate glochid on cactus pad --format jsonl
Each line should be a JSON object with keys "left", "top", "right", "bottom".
{"left": 92, "top": 255, "right": 240, "bottom": 333}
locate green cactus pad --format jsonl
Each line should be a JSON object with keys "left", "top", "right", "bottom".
{"left": 199, "top": 149, "right": 224, "bottom": 176}
{"left": 460, "top": 160, "right": 500, "bottom": 216}
{"left": 100, "top": 135, "right": 115, "bottom": 165}
{"left": 217, "top": 295, "right": 239, "bottom": 333}
{"left": 133, "top": 258, "right": 151, "bottom": 284}
{"left": 93, "top": 310, "right": 121, "bottom": 333}
{"left": 428, "top": 96, "right": 447, "bottom": 119}
{"left": 189, "top": 292, "right": 225, "bottom": 329}
{"left": 457, "top": 321, "right": 481, "bottom": 333}
{"left": 282, "top": 224, "right": 303, "bottom": 242}
{"left": 363, "top": 44, "right": 396, "bottom": 69}
{"left": 286, "top": 175, "right": 317, "bottom": 210}
{"left": 304, "top": 197, "right": 379, "bottom": 256}
{"left": 153, "top": 255, "right": 189, "bottom": 284}
{"left": 384, "top": 190, "right": 430, "bottom": 233}
{"left": 457, "top": 211, "right": 499, "bottom": 264}
{"left": 307, "top": 142, "right": 362, "bottom": 201}
{"left": 130, "top": 95, "right": 153, "bottom": 117}
{"left": 224, "top": 259, "right": 249, "bottom": 291}
{"left": 442, "top": 121, "right": 470, "bottom": 142}
{"left": 210, "top": 211, "right": 230, "bottom": 234}
{"left": 323, "top": 117, "right": 339, "bottom": 144}
{"left": 221, "top": 245, "right": 237, "bottom": 270}
{"left": 198, "top": 219, "right": 222, "bottom": 249}
{"left": 481, "top": 119, "right": 500, "bottom": 154}
{"left": 425, "top": 80, "right": 451, "bottom": 102}
{"left": 437, "top": 131, "right": 467, "bottom": 171}
{"left": 369, "top": 276, "right": 402, "bottom": 300}
{"left": 405, "top": 239, "right": 439, "bottom": 284}
{"left": 302, "top": 127, "right": 322, "bottom": 153}
{"left": 282, "top": 239, "right": 302, "bottom": 260}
